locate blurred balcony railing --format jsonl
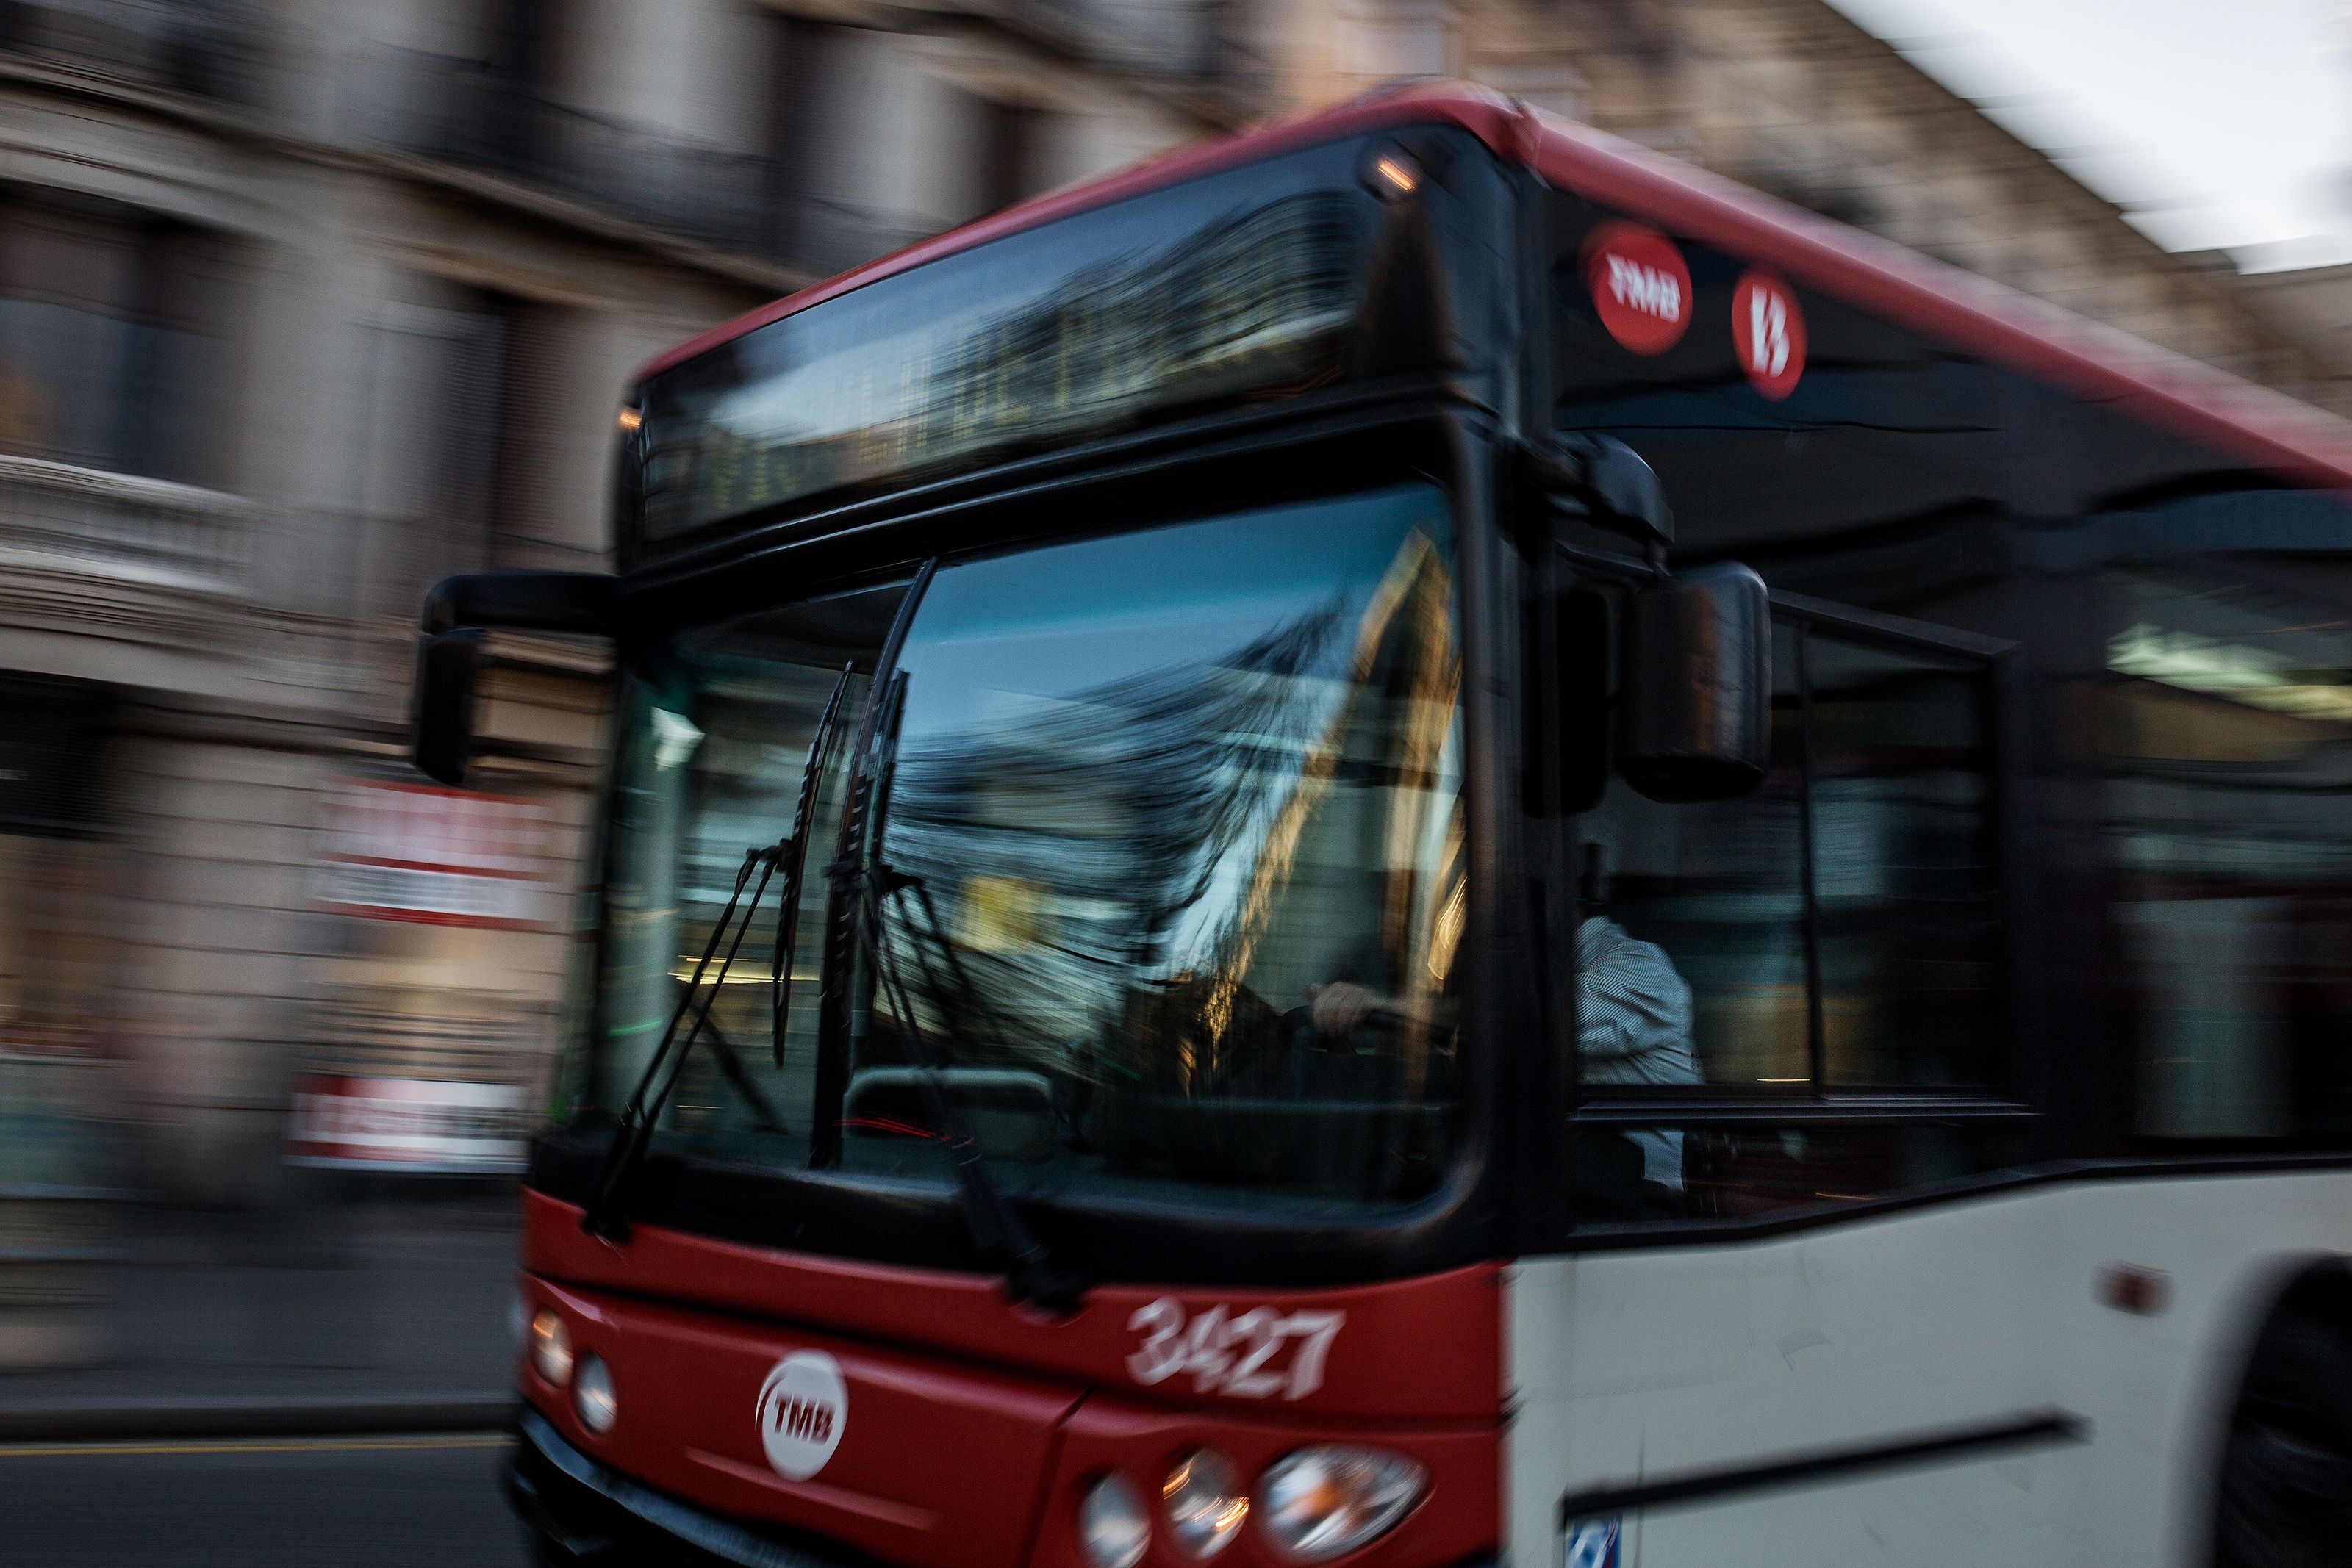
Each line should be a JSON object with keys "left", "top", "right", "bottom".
{"left": 355, "top": 47, "right": 781, "bottom": 257}
{"left": 0, "top": 0, "right": 262, "bottom": 104}
{"left": 1009, "top": 0, "right": 1222, "bottom": 76}
{"left": 783, "top": 197, "right": 936, "bottom": 281}
{"left": 350, "top": 46, "right": 944, "bottom": 275}
{"left": 343, "top": 12, "right": 1268, "bottom": 270}
{"left": 0, "top": 452, "right": 251, "bottom": 592}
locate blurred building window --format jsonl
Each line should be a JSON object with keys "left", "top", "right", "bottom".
{"left": 1334, "top": 0, "right": 1455, "bottom": 84}
{"left": 352, "top": 17, "right": 780, "bottom": 259}
{"left": 760, "top": 13, "right": 850, "bottom": 267}
{"left": 0, "top": 0, "right": 259, "bottom": 103}
{"left": 0, "top": 675, "right": 119, "bottom": 1188}
{"left": 486, "top": 0, "right": 562, "bottom": 96}
{"left": 972, "top": 93, "right": 1056, "bottom": 218}
{"left": 1574, "top": 597, "right": 2012, "bottom": 1225}
{"left": 761, "top": 14, "right": 836, "bottom": 194}
{"left": 348, "top": 288, "right": 517, "bottom": 618}
{"left": 0, "top": 186, "right": 232, "bottom": 486}
{"left": 2102, "top": 565, "right": 2352, "bottom": 1146}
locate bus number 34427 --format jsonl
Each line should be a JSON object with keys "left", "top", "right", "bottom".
{"left": 1124, "top": 1299, "right": 1347, "bottom": 1400}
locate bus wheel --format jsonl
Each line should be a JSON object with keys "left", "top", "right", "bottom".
{"left": 2213, "top": 1262, "right": 2352, "bottom": 1568}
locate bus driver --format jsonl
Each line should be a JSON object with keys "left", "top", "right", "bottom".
{"left": 1308, "top": 839, "right": 1699, "bottom": 1213}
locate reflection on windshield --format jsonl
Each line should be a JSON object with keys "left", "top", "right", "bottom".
{"left": 853, "top": 483, "right": 1464, "bottom": 1205}
{"left": 585, "top": 483, "right": 1467, "bottom": 1211}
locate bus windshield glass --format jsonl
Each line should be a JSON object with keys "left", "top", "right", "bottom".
{"left": 574, "top": 481, "right": 1468, "bottom": 1215}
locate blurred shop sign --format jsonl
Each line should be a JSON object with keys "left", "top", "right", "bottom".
{"left": 314, "top": 777, "right": 556, "bottom": 929}
{"left": 286, "top": 1073, "right": 530, "bottom": 1172}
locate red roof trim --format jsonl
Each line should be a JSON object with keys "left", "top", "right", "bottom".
{"left": 637, "top": 81, "right": 2352, "bottom": 492}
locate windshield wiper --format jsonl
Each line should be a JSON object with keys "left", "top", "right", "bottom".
{"left": 827, "top": 672, "right": 1087, "bottom": 1313}
{"left": 581, "top": 663, "right": 856, "bottom": 1241}
{"left": 771, "top": 661, "right": 851, "bottom": 1067}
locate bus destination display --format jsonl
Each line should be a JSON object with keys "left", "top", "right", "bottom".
{"left": 637, "top": 172, "right": 1367, "bottom": 542}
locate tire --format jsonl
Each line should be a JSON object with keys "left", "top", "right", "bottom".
{"left": 2214, "top": 1265, "right": 2352, "bottom": 1568}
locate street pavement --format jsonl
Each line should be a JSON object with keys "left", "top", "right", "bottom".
{"left": 0, "top": 1188, "right": 520, "bottom": 1414}
{"left": 0, "top": 1190, "right": 528, "bottom": 1561}
{"left": 0, "top": 1431, "right": 526, "bottom": 1567}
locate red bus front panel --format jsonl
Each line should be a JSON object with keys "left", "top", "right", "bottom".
{"left": 523, "top": 1190, "right": 1503, "bottom": 1423}
{"left": 523, "top": 1275, "right": 1086, "bottom": 1568}
{"left": 519, "top": 1193, "right": 1506, "bottom": 1565}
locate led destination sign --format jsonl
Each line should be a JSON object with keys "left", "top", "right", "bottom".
{"left": 636, "top": 145, "right": 1377, "bottom": 542}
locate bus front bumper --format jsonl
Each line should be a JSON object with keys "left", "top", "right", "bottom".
{"left": 507, "top": 1406, "right": 882, "bottom": 1568}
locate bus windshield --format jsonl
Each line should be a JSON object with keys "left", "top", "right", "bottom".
{"left": 574, "top": 481, "right": 1469, "bottom": 1216}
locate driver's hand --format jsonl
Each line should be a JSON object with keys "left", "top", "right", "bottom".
{"left": 1308, "top": 982, "right": 1376, "bottom": 1036}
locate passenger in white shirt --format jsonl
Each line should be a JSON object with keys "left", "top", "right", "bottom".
{"left": 1569, "top": 837, "right": 1702, "bottom": 1216}
{"left": 1576, "top": 907, "right": 1700, "bottom": 1189}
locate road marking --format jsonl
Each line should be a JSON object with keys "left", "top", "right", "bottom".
{"left": 0, "top": 1434, "right": 511, "bottom": 1459}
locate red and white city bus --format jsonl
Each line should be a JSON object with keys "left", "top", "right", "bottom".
{"left": 413, "top": 84, "right": 2352, "bottom": 1568}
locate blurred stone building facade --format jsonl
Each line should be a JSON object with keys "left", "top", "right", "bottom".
{"left": 0, "top": 0, "right": 2345, "bottom": 1220}
{"left": 0, "top": 0, "right": 1252, "bottom": 1218}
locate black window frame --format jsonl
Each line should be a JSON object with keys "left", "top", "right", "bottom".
{"left": 1552, "top": 553, "right": 2040, "bottom": 1231}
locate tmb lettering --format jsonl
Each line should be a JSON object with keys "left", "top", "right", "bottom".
{"left": 769, "top": 1395, "right": 835, "bottom": 1443}
{"left": 1605, "top": 253, "right": 1682, "bottom": 321}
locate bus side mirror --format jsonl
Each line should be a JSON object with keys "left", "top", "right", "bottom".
{"left": 1618, "top": 562, "right": 1770, "bottom": 802}
{"left": 410, "top": 570, "right": 614, "bottom": 787}
{"left": 412, "top": 628, "right": 486, "bottom": 787}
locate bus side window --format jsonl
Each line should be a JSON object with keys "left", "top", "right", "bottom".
{"left": 1573, "top": 601, "right": 2018, "bottom": 1226}
{"left": 2104, "top": 566, "right": 2352, "bottom": 1147}
{"left": 1804, "top": 630, "right": 2002, "bottom": 1090}
{"left": 1594, "top": 620, "right": 1809, "bottom": 1090}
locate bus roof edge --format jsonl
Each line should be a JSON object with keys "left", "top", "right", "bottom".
{"left": 635, "top": 82, "right": 2352, "bottom": 495}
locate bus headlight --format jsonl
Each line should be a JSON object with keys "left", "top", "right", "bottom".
{"left": 1255, "top": 1445, "right": 1426, "bottom": 1561}
{"left": 529, "top": 1309, "right": 573, "bottom": 1387}
{"left": 1163, "top": 1449, "right": 1246, "bottom": 1558}
{"left": 573, "top": 1353, "right": 618, "bottom": 1434}
{"left": 1078, "top": 1472, "right": 1150, "bottom": 1568}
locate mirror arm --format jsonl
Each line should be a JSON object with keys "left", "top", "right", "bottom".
{"left": 421, "top": 571, "right": 616, "bottom": 637}
{"left": 1525, "top": 432, "right": 1674, "bottom": 549}
{"left": 409, "top": 572, "right": 615, "bottom": 790}
{"left": 412, "top": 627, "right": 486, "bottom": 787}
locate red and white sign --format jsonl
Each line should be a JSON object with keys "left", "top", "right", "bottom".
{"left": 758, "top": 1351, "right": 849, "bottom": 1480}
{"left": 286, "top": 1073, "right": 531, "bottom": 1172}
{"left": 1584, "top": 220, "right": 1691, "bottom": 355}
{"left": 315, "top": 777, "right": 555, "bottom": 930}
{"left": 1732, "top": 270, "right": 1807, "bottom": 399}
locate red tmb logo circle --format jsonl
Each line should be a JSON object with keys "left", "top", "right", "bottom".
{"left": 1731, "top": 271, "right": 1806, "bottom": 399}
{"left": 1583, "top": 221, "right": 1691, "bottom": 356}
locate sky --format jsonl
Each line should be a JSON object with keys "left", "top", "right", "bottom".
{"left": 1826, "top": 0, "right": 2352, "bottom": 270}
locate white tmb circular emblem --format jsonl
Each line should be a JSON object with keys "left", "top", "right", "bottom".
{"left": 756, "top": 1350, "right": 847, "bottom": 1480}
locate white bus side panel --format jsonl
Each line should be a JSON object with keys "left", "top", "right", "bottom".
{"left": 1505, "top": 1170, "right": 2352, "bottom": 1567}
